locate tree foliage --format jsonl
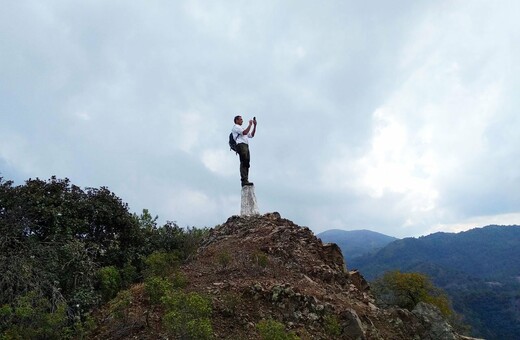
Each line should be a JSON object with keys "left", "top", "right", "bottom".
{"left": 0, "top": 176, "right": 207, "bottom": 338}
{"left": 372, "top": 270, "right": 453, "bottom": 317}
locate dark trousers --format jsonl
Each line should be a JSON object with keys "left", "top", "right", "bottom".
{"left": 237, "top": 143, "right": 250, "bottom": 184}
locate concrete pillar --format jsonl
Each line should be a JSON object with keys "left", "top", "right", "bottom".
{"left": 241, "top": 185, "right": 259, "bottom": 216}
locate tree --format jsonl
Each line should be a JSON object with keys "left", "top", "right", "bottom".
{"left": 0, "top": 176, "right": 208, "bottom": 338}
{"left": 0, "top": 177, "right": 143, "bottom": 336}
{"left": 371, "top": 270, "right": 453, "bottom": 317}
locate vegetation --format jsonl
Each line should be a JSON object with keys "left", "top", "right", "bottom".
{"left": 0, "top": 176, "right": 207, "bottom": 339}
{"left": 5, "top": 175, "right": 517, "bottom": 339}
{"left": 162, "top": 291, "right": 213, "bottom": 339}
{"left": 217, "top": 250, "right": 232, "bottom": 269}
{"left": 372, "top": 271, "right": 452, "bottom": 316}
{"left": 252, "top": 251, "right": 269, "bottom": 268}
{"left": 372, "top": 270, "right": 475, "bottom": 335}
{"left": 350, "top": 227, "right": 520, "bottom": 339}
{"left": 256, "top": 319, "right": 300, "bottom": 340}
{"left": 323, "top": 314, "right": 341, "bottom": 337}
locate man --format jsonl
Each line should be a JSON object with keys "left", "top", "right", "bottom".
{"left": 231, "top": 115, "right": 257, "bottom": 186}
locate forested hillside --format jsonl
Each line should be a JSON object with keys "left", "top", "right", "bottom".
{"left": 350, "top": 226, "right": 520, "bottom": 340}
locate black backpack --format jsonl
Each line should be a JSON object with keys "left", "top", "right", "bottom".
{"left": 229, "top": 132, "right": 239, "bottom": 154}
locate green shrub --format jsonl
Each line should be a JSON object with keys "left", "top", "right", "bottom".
{"left": 1, "top": 291, "right": 72, "bottom": 339}
{"left": 144, "top": 251, "right": 179, "bottom": 278}
{"left": 171, "top": 271, "right": 189, "bottom": 289}
{"left": 98, "top": 266, "right": 122, "bottom": 302}
{"left": 217, "top": 251, "right": 232, "bottom": 269}
{"left": 69, "top": 286, "right": 99, "bottom": 315}
{"left": 108, "top": 290, "right": 133, "bottom": 320}
{"left": 73, "top": 313, "right": 96, "bottom": 340}
{"left": 252, "top": 252, "right": 269, "bottom": 268}
{"left": 162, "top": 291, "right": 213, "bottom": 339}
{"left": 256, "top": 319, "right": 299, "bottom": 340}
{"left": 323, "top": 314, "right": 341, "bottom": 337}
{"left": 120, "top": 262, "right": 138, "bottom": 288}
{"left": 221, "top": 292, "right": 241, "bottom": 316}
{"left": 144, "top": 276, "right": 173, "bottom": 305}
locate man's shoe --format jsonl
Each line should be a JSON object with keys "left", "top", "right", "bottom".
{"left": 241, "top": 182, "right": 254, "bottom": 187}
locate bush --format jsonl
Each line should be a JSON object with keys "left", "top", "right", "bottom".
{"left": 144, "top": 251, "right": 180, "bottom": 278}
{"left": 120, "top": 262, "right": 138, "bottom": 288}
{"left": 0, "top": 291, "right": 73, "bottom": 339}
{"left": 171, "top": 271, "right": 188, "bottom": 289}
{"left": 107, "top": 290, "right": 133, "bottom": 320}
{"left": 98, "top": 266, "right": 122, "bottom": 302}
{"left": 144, "top": 276, "right": 173, "bottom": 305}
{"left": 217, "top": 251, "right": 232, "bottom": 269}
{"left": 146, "top": 222, "right": 208, "bottom": 262}
{"left": 69, "top": 286, "right": 99, "bottom": 316}
{"left": 162, "top": 291, "right": 213, "bottom": 339}
{"left": 256, "top": 319, "right": 300, "bottom": 340}
{"left": 221, "top": 292, "right": 241, "bottom": 316}
{"left": 252, "top": 251, "right": 269, "bottom": 268}
{"left": 323, "top": 314, "right": 341, "bottom": 337}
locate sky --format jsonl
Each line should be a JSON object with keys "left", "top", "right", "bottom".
{"left": 1, "top": 0, "right": 519, "bottom": 238}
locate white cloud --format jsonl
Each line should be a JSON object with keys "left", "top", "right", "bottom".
{"left": 1, "top": 1, "right": 519, "bottom": 236}
{"left": 178, "top": 112, "right": 203, "bottom": 153}
{"left": 427, "top": 213, "right": 520, "bottom": 235}
{"left": 201, "top": 149, "right": 235, "bottom": 176}
{"left": 0, "top": 133, "right": 40, "bottom": 175}
{"left": 316, "top": 0, "right": 518, "bottom": 237}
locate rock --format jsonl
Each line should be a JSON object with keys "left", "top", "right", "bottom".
{"left": 322, "top": 242, "right": 347, "bottom": 272}
{"left": 349, "top": 269, "right": 370, "bottom": 292}
{"left": 308, "top": 312, "right": 319, "bottom": 321}
{"left": 412, "top": 302, "right": 459, "bottom": 340}
{"left": 340, "top": 308, "right": 365, "bottom": 340}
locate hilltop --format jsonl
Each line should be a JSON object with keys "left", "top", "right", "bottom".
{"left": 93, "top": 212, "right": 476, "bottom": 339}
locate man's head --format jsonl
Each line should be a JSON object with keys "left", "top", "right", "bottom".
{"left": 234, "top": 115, "right": 243, "bottom": 125}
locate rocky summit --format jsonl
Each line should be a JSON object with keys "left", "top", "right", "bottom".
{"left": 182, "top": 212, "right": 473, "bottom": 340}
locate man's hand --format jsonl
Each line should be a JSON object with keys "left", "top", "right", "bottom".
{"left": 249, "top": 119, "right": 254, "bottom": 125}
{"left": 253, "top": 117, "right": 257, "bottom": 125}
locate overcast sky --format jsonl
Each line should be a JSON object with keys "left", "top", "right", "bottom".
{"left": 1, "top": 0, "right": 519, "bottom": 238}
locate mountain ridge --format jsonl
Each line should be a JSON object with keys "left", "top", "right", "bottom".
{"left": 352, "top": 225, "right": 520, "bottom": 280}
{"left": 347, "top": 224, "right": 520, "bottom": 340}
{"left": 318, "top": 229, "right": 398, "bottom": 261}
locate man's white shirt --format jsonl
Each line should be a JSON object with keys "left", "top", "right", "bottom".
{"left": 232, "top": 124, "right": 252, "bottom": 145}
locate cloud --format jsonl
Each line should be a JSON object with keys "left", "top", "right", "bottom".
{"left": 427, "top": 212, "right": 520, "bottom": 235}
{"left": 1, "top": 1, "right": 519, "bottom": 237}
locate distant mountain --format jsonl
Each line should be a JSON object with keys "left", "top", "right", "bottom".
{"left": 351, "top": 225, "right": 520, "bottom": 281}
{"left": 349, "top": 225, "right": 520, "bottom": 340}
{"left": 317, "top": 229, "right": 398, "bottom": 261}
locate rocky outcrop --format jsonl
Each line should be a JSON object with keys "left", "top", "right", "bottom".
{"left": 182, "top": 212, "right": 471, "bottom": 339}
